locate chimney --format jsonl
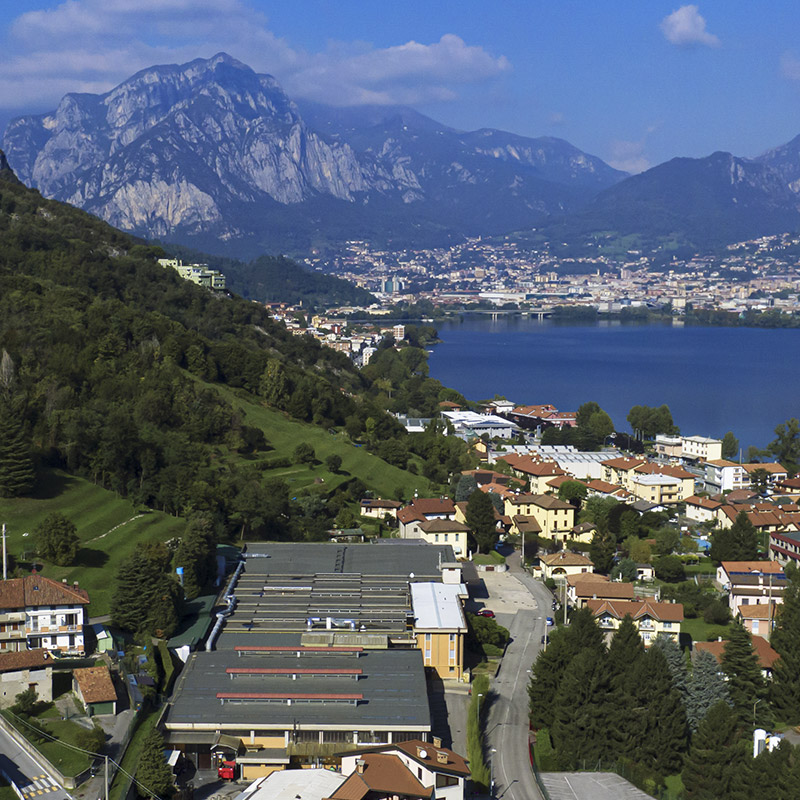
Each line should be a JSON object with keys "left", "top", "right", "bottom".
{"left": 355, "top": 759, "right": 365, "bottom": 775}
{"left": 436, "top": 751, "right": 448, "bottom": 764}
{"left": 432, "top": 736, "right": 442, "bottom": 749}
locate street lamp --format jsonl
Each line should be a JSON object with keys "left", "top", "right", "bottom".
{"left": 490, "top": 747, "right": 497, "bottom": 798}
{"left": 754, "top": 698, "right": 762, "bottom": 729}
{"left": 477, "top": 693, "right": 484, "bottom": 727}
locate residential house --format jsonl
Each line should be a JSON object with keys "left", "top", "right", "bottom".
{"left": 0, "top": 575, "right": 89, "bottom": 655}
{"left": 627, "top": 464, "right": 695, "bottom": 505}
{"left": 410, "top": 582, "right": 468, "bottom": 681}
{"left": 73, "top": 665, "right": 118, "bottom": 716}
{"left": 567, "top": 574, "right": 635, "bottom": 608}
{"left": 770, "top": 530, "right": 800, "bottom": 567}
{"left": 738, "top": 603, "right": 778, "bottom": 642}
{"left": 0, "top": 649, "right": 52, "bottom": 708}
{"left": 587, "top": 599, "right": 684, "bottom": 646}
{"left": 360, "top": 499, "right": 402, "bottom": 520}
{"left": 585, "top": 479, "right": 633, "bottom": 502}
{"left": 703, "top": 460, "right": 748, "bottom": 494}
{"left": 503, "top": 494, "right": 576, "bottom": 543}
{"left": 539, "top": 552, "right": 594, "bottom": 580}
{"left": 717, "top": 562, "right": 786, "bottom": 615}
{"left": 685, "top": 495, "right": 723, "bottom": 524}
{"left": 336, "top": 738, "right": 470, "bottom": 800}
{"left": 398, "top": 499, "right": 457, "bottom": 538}
{"left": 742, "top": 462, "right": 789, "bottom": 490}
{"left": 416, "top": 519, "right": 471, "bottom": 558}
{"left": 601, "top": 457, "right": 648, "bottom": 487}
{"left": 773, "top": 477, "right": 800, "bottom": 499}
{"left": 681, "top": 436, "right": 723, "bottom": 463}
{"left": 695, "top": 635, "right": 779, "bottom": 679}
{"left": 654, "top": 435, "right": 682, "bottom": 460}
{"left": 569, "top": 522, "right": 597, "bottom": 545}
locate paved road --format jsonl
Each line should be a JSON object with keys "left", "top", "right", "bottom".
{"left": 483, "top": 553, "right": 553, "bottom": 800}
{"left": 0, "top": 727, "right": 70, "bottom": 800}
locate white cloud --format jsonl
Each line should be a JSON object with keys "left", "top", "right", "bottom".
{"left": 606, "top": 126, "right": 660, "bottom": 174}
{"left": 660, "top": 5, "right": 720, "bottom": 48}
{"left": 0, "top": 1, "right": 510, "bottom": 112}
{"left": 780, "top": 52, "right": 800, "bottom": 82}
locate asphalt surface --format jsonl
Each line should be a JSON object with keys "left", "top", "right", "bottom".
{"left": 482, "top": 553, "right": 553, "bottom": 800}
{"left": 0, "top": 726, "right": 71, "bottom": 800}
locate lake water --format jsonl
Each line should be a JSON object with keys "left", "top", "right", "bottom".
{"left": 426, "top": 317, "right": 800, "bottom": 452}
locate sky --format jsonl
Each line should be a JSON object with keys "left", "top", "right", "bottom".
{"left": 1, "top": 1, "right": 800, "bottom": 173}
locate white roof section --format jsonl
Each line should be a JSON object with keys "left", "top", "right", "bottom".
{"left": 411, "top": 582, "right": 468, "bottom": 631}
{"left": 234, "top": 768, "right": 345, "bottom": 800}
{"left": 630, "top": 473, "right": 682, "bottom": 486}
{"left": 442, "top": 411, "right": 518, "bottom": 430}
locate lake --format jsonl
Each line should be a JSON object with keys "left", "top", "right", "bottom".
{"left": 426, "top": 317, "right": 800, "bottom": 452}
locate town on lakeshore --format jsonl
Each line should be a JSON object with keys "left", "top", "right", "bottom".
{"left": 303, "top": 232, "right": 800, "bottom": 318}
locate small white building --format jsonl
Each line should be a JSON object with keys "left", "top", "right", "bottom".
{"left": 441, "top": 410, "right": 519, "bottom": 440}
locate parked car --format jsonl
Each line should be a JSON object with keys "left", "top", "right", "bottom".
{"left": 546, "top": 616, "right": 554, "bottom": 626}
{"left": 477, "top": 609, "right": 495, "bottom": 618}
{"left": 541, "top": 635, "right": 549, "bottom": 645}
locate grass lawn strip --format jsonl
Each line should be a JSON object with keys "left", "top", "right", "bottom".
{"left": 0, "top": 710, "right": 90, "bottom": 777}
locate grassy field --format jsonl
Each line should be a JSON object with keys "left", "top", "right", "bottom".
{"left": 216, "top": 385, "right": 431, "bottom": 500}
{"left": 0, "top": 470, "right": 185, "bottom": 616}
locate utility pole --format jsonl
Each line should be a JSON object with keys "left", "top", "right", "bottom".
{"left": 2, "top": 523, "right": 6, "bottom": 581}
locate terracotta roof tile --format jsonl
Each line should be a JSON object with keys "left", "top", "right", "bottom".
{"left": 74, "top": 665, "right": 116, "bottom": 704}
{"left": 0, "top": 576, "right": 89, "bottom": 609}
{"left": 0, "top": 648, "right": 51, "bottom": 673}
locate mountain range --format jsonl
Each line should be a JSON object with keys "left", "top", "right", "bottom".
{"left": 3, "top": 52, "right": 800, "bottom": 259}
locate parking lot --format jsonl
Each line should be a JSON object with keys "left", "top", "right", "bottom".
{"left": 470, "top": 568, "right": 540, "bottom": 617}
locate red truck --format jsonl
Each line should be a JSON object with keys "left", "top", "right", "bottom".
{"left": 217, "top": 760, "right": 236, "bottom": 780}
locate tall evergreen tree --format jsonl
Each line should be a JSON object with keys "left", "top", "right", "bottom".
{"left": 652, "top": 633, "right": 689, "bottom": 704}
{"left": 0, "top": 399, "right": 34, "bottom": 497}
{"left": 630, "top": 646, "right": 688, "bottom": 776}
{"left": 455, "top": 473, "right": 478, "bottom": 502}
{"left": 606, "top": 616, "right": 645, "bottom": 690}
{"left": 589, "top": 529, "right": 615, "bottom": 574}
{"left": 173, "top": 514, "right": 217, "bottom": 600}
{"left": 686, "top": 649, "right": 731, "bottom": 732}
{"left": 465, "top": 489, "right": 498, "bottom": 553}
{"left": 770, "top": 569, "right": 800, "bottom": 722}
{"left": 710, "top": 511, "right": 759, "bottom": 563}
{"left": 720, "top": 622, "right": 770, "bottom": 728}
{"left": 682, "top": 701, "right": 745, "bottom": 800}
{"left": 136, "top": 726, "right": 174, "bottom": 798}
{"left": 528, "top": 607, "right": 605, "bottom": 729}
{"left": 551, "top": 649, "right": 615, "bottom": 769}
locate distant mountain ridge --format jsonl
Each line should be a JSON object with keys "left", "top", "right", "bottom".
{"left": 536, "top": 150, "right": 800, "bottom": 252}
{"left": 1, "top": 53, "right": 626, "bottom": 257}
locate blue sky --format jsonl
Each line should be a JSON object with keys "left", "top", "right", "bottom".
{"left": 1, "top": 1, "right": 800, "bottom": 172}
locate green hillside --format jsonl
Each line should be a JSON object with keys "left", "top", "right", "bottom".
{"left": 0, "top": 470, "right": 184, "bottom": 615}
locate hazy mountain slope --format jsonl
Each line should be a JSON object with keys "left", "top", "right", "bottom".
{"left": 2, "top": 54, "right": 626, "bottom": 257}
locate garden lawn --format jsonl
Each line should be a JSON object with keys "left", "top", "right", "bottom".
{"left": 215, "top": 385, "right": 430, "bottom": 499}
{"left": 0, "top": 470, "right": 185, "bottom": 616}
{"left": 680, "top": 616, "right": 735, "bottom": 645}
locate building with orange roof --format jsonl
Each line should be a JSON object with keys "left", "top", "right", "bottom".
{"left": 0, "top": 649, "right": 53, "bottom": 708}
{"left": 539, "top": 551, "right": 594, "bottom": 580}
{"left": 695, "top": 635, "right": 779, "bottom": 678}
{"left": 73, "top": 665, "right": 117, "bottom": 716}
{"left": 570, "top": 579, "right": 635, "bottom": 609}
{"left": 737, "top": 603, "right": 778, "bottom": 642}
{"left": 587, "top": 599, "right": 683, "bottom": 646}
{"left": 503, "top": 493, "right": 576, "bottom": 543}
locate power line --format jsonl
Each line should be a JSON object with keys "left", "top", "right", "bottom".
{"left": 5, "top": 710, "right": 167, "bottom": 800}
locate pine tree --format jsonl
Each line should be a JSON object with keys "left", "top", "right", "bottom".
{"left": 686, "top": 649, "right": 731, "bottom": 732}
{"left": 606, "top": 615, "right": 645, "bottom": 691}
{"left": 721, "top": 622, "right": 770, "bottom": 728}
{"left": 528, "top": 628, "right": 576, "bottom": 729}
{"left": 173, "top": 515, "right": 217, "bottom": 600}
{"left": 567, "top": 605, "right": 606, "bottom": 653}
{"left": 770, "top": 572, "right": 800, "bottom": 722}
{"left": 551, "top": 649, "right": 615, "bottom": 769}
{"left": 729, "top": 742, "right": 793, "bottom": 800}
{"left": 0, "top": 399, "right": 34, "bottom": 497}
{"left": 630, "top": 646, "right": 688, "bottom": 776}
{"left": 466, "top": 489, "right": 498, "bottom": 553}
{"left": 589, "top": 530, "right": 615, "bottom": 574}
{"left": 682, "top": 701, "right": 745, "bottom": 800}
{"left": 652, "top": 632, "right": 689, "bottom": 704}
{"left": 136, "top": 726, "right": 174, "bottom": 798}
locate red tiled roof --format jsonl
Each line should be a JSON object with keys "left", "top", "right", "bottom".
{"left": 587, "top": 599, "right": 684, "bottom": 623}
{"left": 0, "top": 576, "right": 89, "bottom": 609}
{"left": 410, "top": 498, "right": 456, "bottom": 516}
{"left": 695, "top": 635, "right": 778, "bottom": 670}
{"left": 73, "top": 665, "right": 116, "bottom": 704}
{"left": 0, "top": 648, "right": 51, "bottom": 673}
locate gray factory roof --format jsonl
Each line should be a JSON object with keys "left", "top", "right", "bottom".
{"left": 241, "top": 542, "right": 455, "bottom": 577}
{"left": 165, "top": 648, "right": 430, "bottom": 731}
